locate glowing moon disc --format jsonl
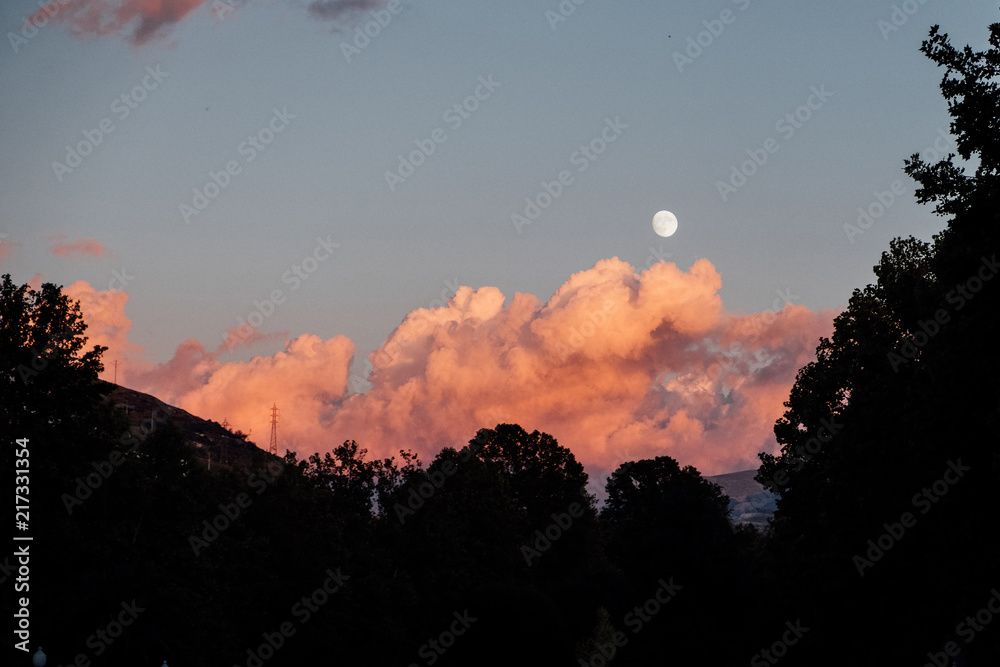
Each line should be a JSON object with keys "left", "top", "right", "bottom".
{"left": 652, "top": 210, "right": 678, "bottom": 237}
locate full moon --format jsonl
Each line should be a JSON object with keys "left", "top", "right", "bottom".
{"left": 652, "top": 210, "right": 678, "bottom": 237}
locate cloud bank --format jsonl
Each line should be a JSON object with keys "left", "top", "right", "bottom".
{"left": 66, "top": 257, "right": 835, "bottom": 475}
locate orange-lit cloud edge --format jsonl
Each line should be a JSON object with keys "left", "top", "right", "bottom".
{"left": 65, "top": 257, "right": 837, "bottom": 477}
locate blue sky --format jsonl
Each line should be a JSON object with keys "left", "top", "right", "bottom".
{"left": 1, "top": 0, "right": 994, "bottom": 383}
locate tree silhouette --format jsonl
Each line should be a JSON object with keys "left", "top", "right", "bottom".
{"left": 755, "top": 16, "right": 1000, "bottom": 666}
{"left": 1, "top": 274, "right": 108, "bottom": 432}
{"left": 600, "top": 456, "right": 757, "bottom": 664}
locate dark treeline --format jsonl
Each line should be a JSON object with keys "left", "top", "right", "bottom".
{"left": 4, "top": 18, "right": 1000, "bottom": 667}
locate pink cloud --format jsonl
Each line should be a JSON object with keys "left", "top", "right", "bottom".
{"left": 172, "top": 334, "right": 355, "bottom": 449}
{"left": 32, "top": 0, "right": 210, "bottom": 46}
{"left": 49, "top": 235, "right": 110, "bottom": 259}
{"left": 327, "top": 258, "right": 836, "bottom": 475}
{"left": 64, "top": 280, "right": 148, "bottom": 382}
{"left": 66, "top": 279, "right": 355, "bottom": 448}
{"left": 33, "top": 0, "right": 397, "bottom": 46}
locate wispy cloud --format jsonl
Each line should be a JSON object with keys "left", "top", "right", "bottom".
{"left": 48, "top": 235, "right": 110, "bottom": 259}
{"left": 0, "top": 236, "right": 20, "bottom": 263}
{"left": 34, "top": 0, "right": 398, "bottom": 46}
{"left": 34, "top": 0, "right": 210, "bottom": 46}
{"left": 308, "top": 0, "right": 391, "bottom": 22}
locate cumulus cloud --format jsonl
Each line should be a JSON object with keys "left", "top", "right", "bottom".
{"left": 169, "top": 334, "right": 355, "bottom": 448}
{"left": 64, "top": 280, "right": 147, "bottom": 376}
{"left": 49, "top": 235, "right": 110, "bottom": 259}
{"left": 327, "top": 257, "right": 835, "bottom": 475}
{"left": 66, "top": 257, "right": 835, "bottom": 475}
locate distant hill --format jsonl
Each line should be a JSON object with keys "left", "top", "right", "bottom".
{"left": 706, "top": 469, "right": 778, "bottom": 530}
{"left": 100, "top": 382, "right": 264, "bottom": 471}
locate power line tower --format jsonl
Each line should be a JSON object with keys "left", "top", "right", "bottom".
{"left": 220, "top": 418, "right": 230, "bottom": 466}
{"left": 268, "top": 403, "right": 279, "bottom": 456}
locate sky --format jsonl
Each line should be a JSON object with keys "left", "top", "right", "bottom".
{"left": 1, "top": 0, "right": 995, "bottom": 481}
